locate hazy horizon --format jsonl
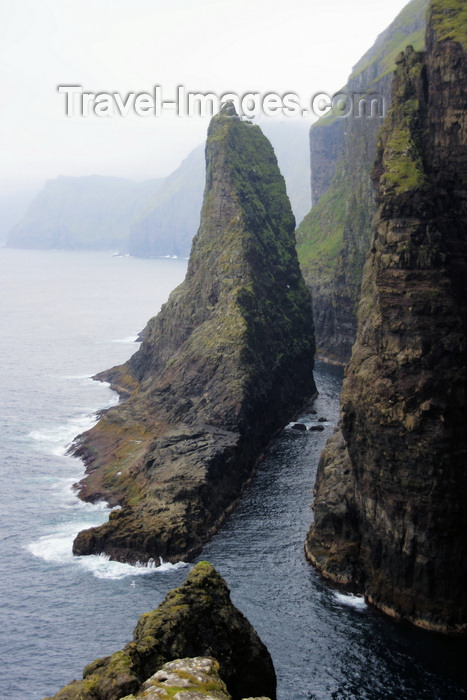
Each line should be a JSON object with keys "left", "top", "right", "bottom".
{"left": 2, "top": 0, "right": 414, "bottom": 198}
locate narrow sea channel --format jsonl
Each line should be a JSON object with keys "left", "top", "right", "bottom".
{"left": 0, "top": 249, "right": 465, "bottom": 699}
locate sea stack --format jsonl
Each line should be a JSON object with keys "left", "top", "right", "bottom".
{"left": 72, "top": 102, "right": 316, "bottom": 564}
{"left": 306, "top": 0, "right": 467, "bottom": 633}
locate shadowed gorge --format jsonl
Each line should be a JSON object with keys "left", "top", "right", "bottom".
{"left": 70, "top": 103, "right": 316, "bottom": 565}
{"left": 306, "top": 0, "right": 467, "bottom": 633}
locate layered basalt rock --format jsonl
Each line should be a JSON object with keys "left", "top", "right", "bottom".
{"left": 44, "top": 562, "right": 276, "bottom": 700}
{"left": 297, "top": 0, "right": 429, "bottom": 363}
{"left": 306, "top": 0, "right": 467, "bottom": 633}
{"left": 71, "top": 103, "right": 316, "bottom": 565}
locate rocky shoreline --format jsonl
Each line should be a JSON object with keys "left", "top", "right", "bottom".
{"left": 70, "top": 103, "right": 316, "bottom": 566}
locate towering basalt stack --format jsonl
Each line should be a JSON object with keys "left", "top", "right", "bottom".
{"left": 306, "top": 0, "right": 467, "bottom": 633}
{"left": 72, "top": 103, "right": 316, "bottom": 565}
{"left": 297, "top": 0, "right": 429, "bottom": 363}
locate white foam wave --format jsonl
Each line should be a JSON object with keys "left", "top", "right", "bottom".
{"left": 29, "top": 392, "right": 118, "bottom": 456}
{"left": 333, "top": 592, "right": 367, "bottom": 610}
{"left": 26, "top": 520, "right": 187, "bottom": 580}
{"left": 79, "top": 554, "right": 187, "bottom": 580}
{"left": 111, "top": 335, "right": 139, "bottom": 344}
{"left": 29, "top": 413, "right": 97, "bottom": 455}
{"left": 25, "top": 379, "right": 187, "bottom": 580}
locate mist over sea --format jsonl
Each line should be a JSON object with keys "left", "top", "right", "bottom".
{"left": 0, "top": 249, "right": 465, "bottom": 699}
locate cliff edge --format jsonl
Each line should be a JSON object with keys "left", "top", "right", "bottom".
{"left": 71, "top": 103, "right": 316, "bottom": 565}
{"left": 306, "top": 0, "right": 467, "bottom": 633}
{"left": 296, "top": 0, "right": 429, "bottom": 363}
{"left": 44, "top": 562, "right": 276, "bottom": 700}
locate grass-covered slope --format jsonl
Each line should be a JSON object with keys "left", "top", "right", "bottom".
{"left": 296, "top": 0, "right": 429, "bottom": 363}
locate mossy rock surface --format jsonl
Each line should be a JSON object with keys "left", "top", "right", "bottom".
{"left": 120, "top": 656, "right": 230, "bottom": 699}
{"left": 307, "top": 0, "right": 467, "bottom": 633}
{"left": 296, "top": 0, "right": 429, "bottom": 363}
{"left": 430, "top": 0, "right": 467, "bottom": 47}
{"left": 44, "top": 563, "right": 276, "bottom": 700}
{"left": 71, "top": 103, "right": 315, "bottom": 566}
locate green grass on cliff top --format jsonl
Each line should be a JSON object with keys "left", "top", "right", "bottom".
{"left": 296, "top": 181, "right": 346, "bottom": 279}
{"left": 350, "top": 0, "right": 428, "bottom": 82}
{"left": 431, "top": 0, "right": 467, "bottom": 48}
{"left": 297, "top": 0, "right": 429, "bottom": 285}
{"left": 309, "top": 0, "right": 427, "bottom": 131}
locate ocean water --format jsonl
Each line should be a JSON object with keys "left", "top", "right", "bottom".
{"left": 0, "top": 248, "right": 465, "bottom": 700}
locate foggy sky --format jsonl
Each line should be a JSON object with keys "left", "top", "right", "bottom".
{"left": 1, "top": 0, "right": 412, "bottom": 196}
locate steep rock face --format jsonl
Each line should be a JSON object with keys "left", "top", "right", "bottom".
{"left": 306, "top": 0, "right": 467, "bottom": 633}
{"left": 71, "top": 104, "right": 316, "bottom": 565}
{"left": 44, "top": 562, "right": 276, "bottom": 700}
{"left": 7, "top": 124, "right": 311, "bottom": 256}
{"left": 127, "top": 121, "right": 314, "bottom": 258}
{"left": 297, "top": 0, "right": 429, "bottom": 363}
{"left": 259, "top": 118, "right": 315, "bottom": 223}
{"left": 308, "top": 118, "right": 345, "bottom": 208}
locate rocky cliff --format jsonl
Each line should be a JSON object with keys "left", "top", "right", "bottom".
{"left": 306, "top": 0, "right": 467, "bottom": 633}
{"left": 44, "top": 562, "right": 276, "bottom": 700}
{"left": 71, "top": 103, "right": 316, "bottom": 565}
{"left": 259, "top": 118, "right": 313, "bottom": 224}
{"left": 296, "top": 0, "right": 429, "bottom": 363}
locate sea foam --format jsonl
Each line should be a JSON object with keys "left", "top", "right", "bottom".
{"left": 333, "top": 591, "right": 368, "bottom": 610}
{"left": 111, "top": 335, "right": 140, "bottom": 344}
{"left": 26, "top": 376, "right": 187, "bottom": 580}
{"left": 26, "top": 518, "right": 187, "bottom": 580}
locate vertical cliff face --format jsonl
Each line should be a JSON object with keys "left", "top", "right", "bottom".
{"left": 306, "top": 0, "right": 467, "bottom": 633}
{"left": 308, "top": 119, "right": 345, "bottom": 207}
{"left": 128, "top": 123, "right": 313, "bottom": 260}
{"left": 297, "top": 0, "right": 429, "bottom": 364}
{"left": 71, "top": 103, "right": 316, "bottom": 565}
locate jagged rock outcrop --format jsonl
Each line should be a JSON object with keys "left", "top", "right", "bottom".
{"left": 71, "top": 103, "right": 316, "bottom": 564}
{"left": 306, "top": 0, "right": 467, "bottom": 633}
{"left": 44, "top": 562, "right": 276, "bottom": 700}
{"left": 118, "top": 657, "right": 272, "bottom": 699}
{"left": 297, "top": 0, "right": 429, "bottom": 363}
{"left": 130, "top": 121, "right": 314, "bottom": 259}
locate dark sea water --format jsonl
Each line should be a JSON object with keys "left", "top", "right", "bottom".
{"left": 0, "top": 248, "right": 466, "bottom": 700}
